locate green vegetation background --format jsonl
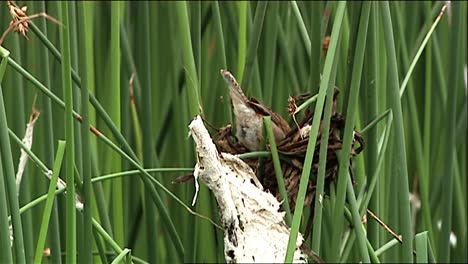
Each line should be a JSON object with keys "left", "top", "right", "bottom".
{"left": 0, "top": 1, "right": 466, "bottom": 263}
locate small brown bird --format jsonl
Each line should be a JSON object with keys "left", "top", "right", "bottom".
{"left": 220, "top": 69, "right": 290, "bottom": 151}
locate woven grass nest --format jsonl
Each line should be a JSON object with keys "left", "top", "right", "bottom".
{"left": 213, "top": 90, "right": 364, "bottom": 212}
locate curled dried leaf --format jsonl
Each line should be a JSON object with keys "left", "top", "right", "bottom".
{"left": 1, "top": 1, "right": 63, "bottom": 46}
{"left": 288, "top": 96, "right": 302, "bottom": 136}
{"left": 287, "top": 95, "right": 297, "bottom": 115}
{"left": 30, "top": 107, "right": 40, "bottom": 122}
{"left": 322, "top": 35, "right": 331, "bottom": 55}
{"left": 7, "top": 1, "right": 30, "bottom": 38}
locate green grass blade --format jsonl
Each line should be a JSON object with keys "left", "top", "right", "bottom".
{"left": 392, "top": 1, "right": 439, "bottom": 252}
{"left": 308, "top": 1, "right": 324, "bottom": 93}
{"left": 285, "top": 2, "right": 347, "bottom": 262}
{"left": 310, "top": 60, "right": 337, "bottom": 254}
{"left": 6, "top": 52, "right": 185, "bottom": 259}
{"left": 111, "top": 248, "right": 132, "bottom": 264}
{"left": 415, "top": 231, "right": 428, "bottom": 263}
{"left": 379, "top": 2, "right": 413, "bottom": 261}
{"left": 360, "top": 109, "right": 391, "bottom": 134}
{"left": 241, "top": 2, "right": 268, "bottom": 89}
{"left": 76, "top": 1, "right": 94, "bottom": 262}
{"left": 276, "top": 19, "right": 300, "bottom": 91}
{"left": 108, "top": 1, "right": 124, "bottom": 248}
{"left": 175, "top": 1, "right": 202, "bottom": 116}
{"left": 263, "top": 116, "right": 291, "bottom": 224}
{"left": 367, "top": 238, "right": 381, "bottom": 263}
{"left": 92, "top": 168, "right": 194, "bottom": 183}
{"left": 59, "top": 2, "right": 77, "bottom": 263}
{"left": 0, "top": 2, "right": 465, "bottom": 262}
{"left": 427, "top": 235, "right": 436, "bottom": 264}
{"left": 14, "top": 168, "right": 193, "bottom": 221}
{"left": 290, "top": 1, "right": 311, "bottom": 57}
{"left": 212, "top": 2, "right": 227, "bottom": 68}
{"left": 211, "top": 1, "right": 231, "bottom": 127}
{"left": 346, "top": 175, "right": 370, "bottom": 263}
{"left": 18, "top": 188, "right": 65, "bottom": 217}
{"left": 97, "top": 135, "right": 185, "bottom": 258}
{"left": 32, "top": 1, "right": 63, "bottom": 261}
{"left": 330, "top": 2, "right": 370, "bottom": 262}
{"left": 29, "top": 20, "right": 144, "bottom": 169}
{"left": 33, "top": 141, "right": 66, "bottom": 264}
{"left": 399, "top": 4, "right": 447, "bottom": 98}
{"left": 375, "top": 238, "right": 400, "bottom": 257}
{"left": 8, "top": 128, "right": 49, "bottom": 179}
{"left": 236, "top": 1, "right": 247, "bottom": 82}
{"left": 0, "top": 48, "right": 26, "bottom": 263}
{"left": 92, "top": 218, "right": 123, "bottom": 258}
{"left": 262, "top": 1, "right": 279, "bottom": 105}
{"left": 0, "top": 75, "right": 12, "bottom": 264}
{"left": 0, "top": 44, "right": 10, "bottom": 79}
{"left": 438, "top": 1, "right": 465, "bottom": 262}
{"left": 358, "top": 110, "right": 393, "bottom": 214}
{"left": 363, "top": 2, "right": 381, "bottom": 248}
{"left": 0, "top": 164, "right": 12, "bottom": 262}
{"left": 138, "top": 2, "right": 158, "bottom": 262}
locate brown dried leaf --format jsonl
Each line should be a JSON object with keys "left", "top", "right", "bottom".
{"left": 1, "top": 1, "right": 62, "bottom": 46}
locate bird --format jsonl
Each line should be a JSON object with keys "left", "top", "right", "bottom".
{"left": 220, "top": 69, "right": 290, "bottom": 151}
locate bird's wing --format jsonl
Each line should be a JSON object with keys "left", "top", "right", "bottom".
{"left": 248, "top": 97, "right": 291, "bottom": 133}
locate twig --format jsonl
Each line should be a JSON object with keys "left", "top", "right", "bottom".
{"left": 367, "top": 208, "right": 402, "bottom": 242}
{"left": 367, "top": 208, "right": 417, "bottom": 255}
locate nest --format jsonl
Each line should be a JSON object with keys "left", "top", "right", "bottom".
{"left": 213, "top": 91, "right": 364, "bottom": 211}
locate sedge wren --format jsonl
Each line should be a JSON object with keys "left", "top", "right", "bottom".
{"left": 220, "top": 69, "right": 290, "bottom": 151}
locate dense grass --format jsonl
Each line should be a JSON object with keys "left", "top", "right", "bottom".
{"left": 0, "top": 1, "right": 466, "bottom": 263}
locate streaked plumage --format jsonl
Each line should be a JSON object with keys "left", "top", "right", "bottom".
{"left": 220, "top": 69, "right": 290, "bottom": 151}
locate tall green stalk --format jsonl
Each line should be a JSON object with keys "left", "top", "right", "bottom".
{"left": 380, "top": 2, "right": 413, "bottom": 261}
{"left": 241, "top": 2, "right": 268, "bottom": 89}
{"left": 0, "top": 47, "right": 26, "bottom": 263}
{"left": 33, "top": 141, "right": 66, "bottom": 264}
{"left": 138, "top": 1, "right": 158, "bottom": 262}
{"left": 439, "top": 1, "right": 464, "bottom": 262}
{"left": 262, "top": 1, "right": 279, "bottom": 105}
{"left": 285, "top": 2, "right": 346, "bottom": 262}
{"left": 0, "top": 47, "right": 13, "bottom": 264}
{"left": 109, "top": 0, "right": 124, "bottom": 248}
{"left": 264, "top": 116, "right": 291, "bottom": 223}
{"left": 310, "top": 62, "right": 337, "bottom": 254}
{"left": 13, "top": 12, "right": 186, "bottom": 260}
{"left": 175, "top": 1, "right": 202, "bottom": 116}
{"left": 237, "top": 1, "right": 247, "bottom": 83}
{"left": 330, "top": 2, "right": 370, "bottom": 262}
{"left": 9, "top": 28, "right": 32, "bottom": 262}
{"left": 33, "top": 1, "right": 62, "bottom": 262}
{"left": 307, "top": 1, "right": 323, "bottom": 94}
{"left": 76, "top": 1, "right": 93, "bottom": 262}
{"left": 364, "top": 2, "right": 381, "bottom": 248}
{"left": 59, "top": 2, "right": 76, "bottom": 263}
{"left": 0, "top": 2, "right": 466, "bottom": 262}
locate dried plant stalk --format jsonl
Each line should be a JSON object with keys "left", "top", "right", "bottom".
{"left": 189, "top": 115, "right": 307, "bottom": 263}
{"left": 15, "top": 108, "right": 40, "bottom": 194}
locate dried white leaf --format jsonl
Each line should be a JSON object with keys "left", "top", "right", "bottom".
{"left": 189, "top": 115, "right": 307, "bottom": 263}
{"left": 191, "top": 163, "right": 200, "bottom": 206}
{"left": 300, "top": 124, "right": 311, "bottom": 139}
{"left": 16, "top": 112, "right": 39, "bottom": 194}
